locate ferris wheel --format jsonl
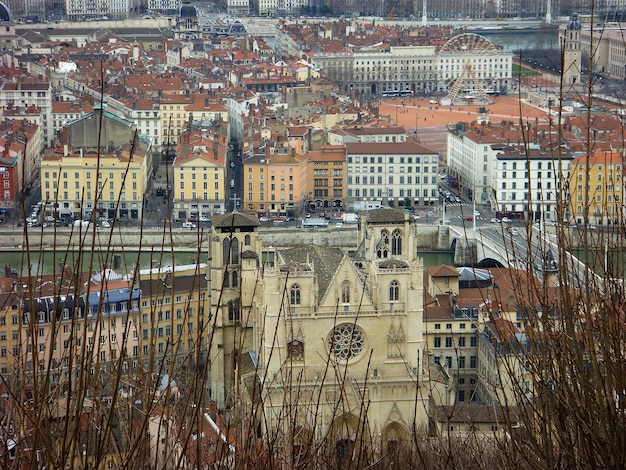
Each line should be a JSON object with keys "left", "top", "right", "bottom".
{"left": 440, "top": 33, "right": 497, "bottom": 105}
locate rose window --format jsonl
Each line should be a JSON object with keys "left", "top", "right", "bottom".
{"left": 328, "top": 324, "right": 365, "bottom": 360}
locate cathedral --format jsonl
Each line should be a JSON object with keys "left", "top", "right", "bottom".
{"left": 207, "top": 209, "right": 444, "bottom": 451}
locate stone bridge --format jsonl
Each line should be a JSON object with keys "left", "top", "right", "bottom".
{"left": 446, "top": 226, "right": 510, "bottom": 267}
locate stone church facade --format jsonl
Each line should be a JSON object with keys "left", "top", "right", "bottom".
{"left": 207, "top": 209, "right": 441, "bottom": 451}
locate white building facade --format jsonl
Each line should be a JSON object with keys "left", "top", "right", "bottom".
{"left": 346, "top": 142, "right": 439, "bottom": 207}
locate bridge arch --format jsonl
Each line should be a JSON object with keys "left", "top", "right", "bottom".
{"left": 449, "top": 232, "right": 509, "bottom": 268}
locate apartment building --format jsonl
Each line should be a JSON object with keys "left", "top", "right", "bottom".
{"left": 306, "top": 145, "right": 346, "bottom": 211}
{"left": 0, "top": 120, "right": 41, "bottom": 216}
{"left": 160, "top": 94, "right": 192, "bottom": 147}
{"left": 40, "top": 110, "right": 152, "bottom": 221}
{"left": 0, "top": 80, "right": 52, "bottom": 145}
{"left": 243, "top": 146, "right": 307, "bottom": 216}
{"left": 65, "top": 0, "right": 135, "bottom": 20}
{"left": 345, "top": 141, "right": 439, "bottom": 207}
{"left": 327, "top": 126, "right": 408, "bottom": 146}
{"left": 493, "top": 146, "right": 574, "bottom": 222}
{"left": 301, "top": 36, "right": 512, "bottom": 96}
{"left": 51, "top": 100, "right": 94, "bottom": 144}
{"left": 84, "top": 278, "right": 141, "bottom": 379}
{"left": 568, "top": 150, "right": 624, "bottom": 226}
{"left": 172, "top": 129, "right": 228, "bottom": 219}
{"left": 138, "top": 264, "right": 209, "bottom": 377}
{"left": 447, "top": 125, "right": 507, "bottom": 206}
{"left": 424, "top": 264, "right": 528, "bottom": 404}
{"left": 580, "top": 23, "right": 626, "bottom": 80}
{"left": 227, "top": 0, "right": 249, "bottom": 15}
{"left": 0, "top": 288, "right": 20, "bottom": 392}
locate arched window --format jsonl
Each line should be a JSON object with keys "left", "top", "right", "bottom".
{"left": 377, "top": 230, "right": 390, "bottom": 258}
{"left": 222, "top": 237, "right": 240, "bottom": 265}
{"left": 389, "top": 280, "right": 399, "bottom": 301}
{"left": 341, "top": 280, "right": 350, "bottom": 303}
{"left": 231, "top": 270, "right": 238, "bottom": 287}
{"left": 222, "top": 238, "right": 230, "bottom": 265}
{"left": 223, "top": 270, "right": 230, "bottom": 288}
{"left": 231, "top": 237, "right": 239, "bottom": 264}
{"left": 391, "top": 229, "right": 402, "bottom": 255}
{"left": 290, "top": 284, "right": 301, "bottom": 305}
{"left": 244, "top": 234, "right": 251, "bottom": 246}
{"left": 228, "top": 300, "right": 240, "bottom": 321}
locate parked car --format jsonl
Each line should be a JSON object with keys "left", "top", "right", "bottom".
{"left": 462, "top": 216, "right": 473, "bottom": 221}
{"left": 490, "top": 218, "right": 501, "bottom": 224}
{"left": 259, "top": 216, "right": 270, "bottom": 222}
{"left": 101, "top": 220, "right": 111, "bottom": 228}
{"left": 502, "top": 217, "right": 512, "bottom": 223}
{"left": 182, "top": 221, "right": 196, "bottom": 229}
{"left": 199, "top": 215, "right": 210, "bottom": 222}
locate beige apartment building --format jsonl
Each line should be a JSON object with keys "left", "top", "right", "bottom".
{"left": 580, "top": 23, "right": 626, "bottom": 80}
{"left": 243, "top": 146, "right": 308, "bottom": 217}
{"left": 306, "top": 145, "right": 346, "bottom": 211}
{"left": 40, "top": 110, "right": 152, "bottom": 221}
{"left": 160, "top": 94, "right": 192, "bottom": 147}
{"left": 172, "top": 129, "right": 228, "bottom": 219}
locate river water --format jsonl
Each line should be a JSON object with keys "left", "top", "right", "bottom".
{"left": 477, "top": 28, "right": 559, "bottom": 52}
{"left": 1, "top": 249, "right": 206, "bottom": 277}
{"left": 1, "top": 249, "right": 454, "bottom": 276}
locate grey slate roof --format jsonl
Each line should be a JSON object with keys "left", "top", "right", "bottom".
{"left": 378, "top": 259, "right": 409, "bottom": 269}
{"left": 366, "top": 208, "right": 407, "bottom": 224}
{"left": 278, "top": 246, "right": 344, "bottom": 301}
{"left": 212, "top": 212, "right": 260, "bottom": 229}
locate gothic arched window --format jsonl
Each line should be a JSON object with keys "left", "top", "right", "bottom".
{"left": 228, "top": 300, "right": 240, "bottom": 322}
{"left": 389, "top": 280, "right": 399, "bottom": 301}
{"left": 244, "top": 234, "right": 251, "bottom": 246}
{"left": 231, "top": 270, "right": 238, "bottom": 288}
{"left": 377, "top": 230, "right": 390, "bottom": 258}
{"left": 231, "top": 237, "right": 239, "bottom": 264}
{"left": 222, "top": 238, "right": 230, "bottom": 265}
{"left": 391, "top": 229, "right": 402, "bottom": 255}
{"left": 290, "top": 284, "right": 301, "bottom": 305}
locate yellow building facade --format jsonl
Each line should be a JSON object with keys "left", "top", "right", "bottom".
{"left": 172, "top": 130, "right": 228, "bottom": 219}
{"left": 41, "top": 151, "right": 149, "bottom": 221}
{"left": 569, "top": 151, "right": 623, "bottom": 226}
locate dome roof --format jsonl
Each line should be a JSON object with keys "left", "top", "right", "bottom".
{"left": 378, "top": 259, "right": 409, "bottom": 269}
{"left": 178, "top": 1, "right": 197, "bottom": 18}
{"left": 567, "top": 13, "right": 582, "bottom": 30}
